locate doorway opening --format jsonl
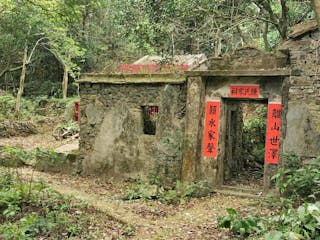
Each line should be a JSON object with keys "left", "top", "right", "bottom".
{"left": 224, "top": 99, "right": 267, "bottom": 190}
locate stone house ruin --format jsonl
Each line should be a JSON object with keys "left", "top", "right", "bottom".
{"left": 77, "top": 21, "right": 320, "bottom": 192}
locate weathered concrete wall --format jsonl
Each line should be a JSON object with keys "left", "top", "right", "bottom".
{"left": 281, "top": 30, "right": 320, "bottom": 158}
{"left": 79, "top": 82, "right": 187, "bottom": 182}
{"left": 181, "top": 77, "right": 205, "bottom": 183}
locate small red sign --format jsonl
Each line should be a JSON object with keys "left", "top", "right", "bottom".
{"left": 74, "top": 101, "right": 80, "bottom": 123}
{"left": 203, "top": 101, "right": 220, "bottom": 158}
{"left": 229, "top": 85, "right": 260, "bottom": 98}
{"left": 265, "top": 102, "right": 282, "bottom": 164}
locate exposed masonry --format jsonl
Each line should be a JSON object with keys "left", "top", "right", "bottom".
{"left": 78, "top": 81, "right": 187, "bottom": 183}
{"left": 280, "top": 22, "right": 320, "bottom": 158}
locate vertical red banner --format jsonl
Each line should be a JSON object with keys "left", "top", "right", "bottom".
{"left": 203, "top": 101, "right": 220, "bottom": 157}
{"left": 265, "top": 102, "right": 282, "bottom": 164}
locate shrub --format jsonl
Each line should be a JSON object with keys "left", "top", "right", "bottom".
{"left": 0, "top": 169, "right": 128, "bottom": 239}
{"left": 123, "top": 179, "right": 211, "bottom": 204}
{"left": 272, "top": 154, "right": 320, "bottom": 203}
{"left": 218, "top": 208, "right": 264, "bottom": 237}
{"left": 219, "top": 154, "right": 320, "bottom": 239}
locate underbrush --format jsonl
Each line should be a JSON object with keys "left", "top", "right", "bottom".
{"left": 0, "top": 146, "right": 61, "bottom": 167}
{"left": 123, "top": 178, "right": 212, "bottom": 205}
{"left": 218, "top": 154, "right": 320, "bottom": 239}
{"left": 0, "top": 93, "right": 79, "bottom": 121}
{"left": 0, "top": 168, "right": 132, "bottom": 239}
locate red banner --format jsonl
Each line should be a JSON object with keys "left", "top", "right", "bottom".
{"left": 265, "top": 103, "right": 282, "bottom": 164}
{"left": 229, "top": 85, "right": 260, "bottom": 98}
{"left": 203, "top": 101, "right": 220, "bottom": 157}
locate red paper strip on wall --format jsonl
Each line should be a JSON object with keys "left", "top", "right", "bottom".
{"left": 229, "top": 85, "right": 260, "bottom": 98}
{"left": 265, "top": 102, "right": 282, "bottom": 164}
{"left": 203, "top": 101, "right": 220, "bottom": 158}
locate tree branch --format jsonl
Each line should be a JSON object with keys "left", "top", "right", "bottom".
{"left": 27, "top": 37, "right": 48, "bottom": 63}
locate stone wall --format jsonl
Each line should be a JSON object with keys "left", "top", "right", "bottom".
{"left": 78, "top": 82, "right": 187, "bottom": 182}
{"left": 208, "top": 47, "right": 288, "bottom": 71}
{"left": 281, "top": 30, "right": 320, "bottom": 158}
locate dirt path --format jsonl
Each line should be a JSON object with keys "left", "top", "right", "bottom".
{"left": 0, "top": 133, "right": 77, "bottom": 150}
{"left": 18, "top": 167, "right": 256, "bottom": 240}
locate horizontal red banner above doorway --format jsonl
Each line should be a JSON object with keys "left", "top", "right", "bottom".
{"left": 229, "top": 85, "right": 260, "bottom": 98}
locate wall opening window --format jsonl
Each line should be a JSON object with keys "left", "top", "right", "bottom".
{"left": 142, "top": 106, "right": 158, "bottom": 135}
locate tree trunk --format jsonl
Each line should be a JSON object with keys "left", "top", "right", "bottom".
{"left": 15, "top": 43, "right": 28, "bottom": 117}
{"left": 62, "top": 64, "right": 68, "bottom": 99}
{"left": 215, "top": 37, "right": 222, "bottom": 57}
{"left": 236, "top": 25, "right": 248, "bottom": 46}
{"left": 312, "top": 0, "right": 320, "bottom": 28}
{"left": 263, "top": 22, "right": 271, "bottom": 51}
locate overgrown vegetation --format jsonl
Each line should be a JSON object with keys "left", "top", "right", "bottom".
{"left": 219, "top": 154, "right": 320, "bottom": 239}
{"left": 0, "top": 168, "right": 131, "bottom": 239}
{"left": 0, "top": 93, "right": 78, "bottom": 121}
{"left": 0, "top": 146, "right": 61, "bottom": 167}
{"left": 124, "top": 178, "right": 211, "bottom": 205}
{"left": 0, "top": 146, "right": 78, "bottom": 175}
{"left": 0, "top": 94, "right": 37, "bottom": 121}
{"left": 242, "top": 104, "right": 267, "bottom": 170}
{"left": 273, "top": 154, "right": 320, "bottom": 204}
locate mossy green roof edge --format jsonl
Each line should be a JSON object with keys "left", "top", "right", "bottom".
{"left": 77, "top": 73, "right": 186, "bottom": 84}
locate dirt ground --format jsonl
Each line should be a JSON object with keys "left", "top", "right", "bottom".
{"left": 0, "top": 132, "right": 259, "bottom": 239}
{"left": 18, "top": 167, "right": 257, "bottom": 240}
{"left": 0, "top": 132, "right": 76, "bottom": 151}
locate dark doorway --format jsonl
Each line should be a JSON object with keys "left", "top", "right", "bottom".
{"left": 224, "top": 99, "right": 267, "bottom": 190}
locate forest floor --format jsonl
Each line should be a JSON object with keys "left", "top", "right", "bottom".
{"left": 0, "top": 127, "right": 259, "bottom": 239}
{"left": 18, "top": 166, "right": 256, "bottom": 239}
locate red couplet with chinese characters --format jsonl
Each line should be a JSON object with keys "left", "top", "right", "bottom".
{"left": 203, "top": 101, "right": 220, "bottom": 157}
{"left": 265, "top": 102, "right": 282, "bottom": 164}
{"left": 229, "top": 85, "right": 260, "bottom": 98}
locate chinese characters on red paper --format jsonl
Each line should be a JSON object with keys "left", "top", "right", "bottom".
{"left": 229, "top": 85, "right": 260, "bottom": 98}
{"left": 265, "top": 103, "right": 282, "bottom": 164}
{"left": 203, "top": 101, "right": 220, "bottom": 157}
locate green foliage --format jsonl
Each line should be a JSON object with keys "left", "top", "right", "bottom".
{"left": 0, "top": 146, "right": 63, "bottom": 168}
{"left": 242, "top": 105, "right": 267, "bottom": 168}
{"left": 263, "top": 202, "right": 320, "bottom": 240}
{"left": 219, "top": 155, "right": 320, "bottom": 239}
{"left": 219, "top": 208, "right": 263, "bottom": 237}
{"left": 123, "top": 179, "right": 211, "bottom": 204}
{"left": 219, "top": 202, "right": 320, "bottom": 240}
{"left": 0, "top": 146, "right": 34, "bottom": 167}
{"left": 272, "top": 154, "right": 320, "bottom": 203}
{"left": 0, "top": 169, "right": 129, "bottom": 239}
{"left": 0, "top": 94, "right": 37, "bottom": 121}
{"left": 0, "top": 94, "right": 78, "bottom": 121}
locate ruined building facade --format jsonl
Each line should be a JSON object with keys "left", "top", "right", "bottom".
{"left": 77, "top": 22, "right": 320, "bottom": 191}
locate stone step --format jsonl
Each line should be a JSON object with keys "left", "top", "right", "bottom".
{"left": 215, "top": 187, "right": 263, "bottom": 199}
{"left": 219, "top": 185, "right": 263, "bottom": 195}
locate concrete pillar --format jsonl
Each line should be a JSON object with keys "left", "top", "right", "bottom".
{"left": 181, "top": 77, "right": 205, "bottom": 183}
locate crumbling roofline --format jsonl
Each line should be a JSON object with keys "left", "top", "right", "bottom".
{"left": 77, "top": 73, "right": 186, "bottom": 84}
{"left": 186, "top": 69, "right": 291, "bottom": 77}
